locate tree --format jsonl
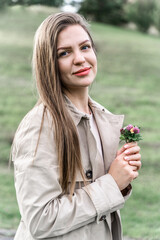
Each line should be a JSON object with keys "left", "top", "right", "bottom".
{"left": 79, "top": 0, "right": 128, "bottom": 26}
{"left": 125, "top": 0, "right": 156, "bottom": 32}
{"left": 0, "top": 0, "right": 12, "bottom": 9}
{"left": 27, "top": 0, "right": 63, "bottom": 7}
{"left": 0, "top": 0, "right": 63, "bottom": 8}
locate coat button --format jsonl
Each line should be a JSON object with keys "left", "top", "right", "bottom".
{"left": 99, "top": 215, "right": 106, "bottom": 221}
{"left": 85, "top": 170, "right": 92, "bottom": 179}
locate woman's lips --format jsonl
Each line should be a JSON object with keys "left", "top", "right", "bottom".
{"left": 73, "top": 67, "right": 91, "bottom": 76}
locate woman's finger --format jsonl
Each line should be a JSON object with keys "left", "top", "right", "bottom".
{"left": 117, "top": 145, "right": 126, "bottom": 156}
{"left": 130, "top": 165, "right": 138, "bottom": 171}
{"left": 117, "top": 142, "right": 137, "bottom": 156}
{"left": 124, "top": 146, "right": 140, "bottom": 155}
{"left": 124, "top": 142, "right": 137, "bottom": 149}
{"left": 124, "top": 153, "right": 141, "bottom": 161}
{"left": 129, "top": 160, "right": 142, "bottom": 170}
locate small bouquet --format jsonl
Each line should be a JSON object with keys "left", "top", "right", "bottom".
{"left": 120, "top": 124, "right": 142, "bottom": 143}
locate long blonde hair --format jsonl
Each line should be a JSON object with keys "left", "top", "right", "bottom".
{"left": 32, "top": 12, "right": 95, "bottom": 195}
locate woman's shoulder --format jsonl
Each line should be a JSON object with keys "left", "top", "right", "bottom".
{"left": 15, "top": 103, "right": 52, "bottom": 137}
{"left": 11, "top": 104, "right": 55, "bottom": 166}
{"left": 12, "top": 104, "right": 53, "bottom": 157}
{"left": 23, "top": 103, "right": 51, "bottom": 123}
{"left": 22, "top": 103, "right": 45, "bottom": 122}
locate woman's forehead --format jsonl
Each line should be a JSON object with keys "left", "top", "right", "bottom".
{"left": 57, "top": 25, "right": 90, "bottom": 48}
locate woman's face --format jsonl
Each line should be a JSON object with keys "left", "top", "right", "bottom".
{"left": 57, "top": 25, "right": 97, "bottom": 92}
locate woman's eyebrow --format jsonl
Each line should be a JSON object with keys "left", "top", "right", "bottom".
{"left": 57, "top": 39, "right": 90, "bottom": 51}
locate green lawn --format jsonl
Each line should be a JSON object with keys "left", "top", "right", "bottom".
{"left": 0, "top": 5, "right": 160, "bottom": 239}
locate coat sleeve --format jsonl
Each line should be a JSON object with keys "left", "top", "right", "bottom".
{"left": 12, "top": 106, "right": 126, "bottom": 239}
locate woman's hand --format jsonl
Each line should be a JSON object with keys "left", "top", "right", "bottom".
{"left": 117, "top": 142, "right": 141, "bottom": 170}
{"left": 108, "top": 142, "right": 141, "bottom": 191}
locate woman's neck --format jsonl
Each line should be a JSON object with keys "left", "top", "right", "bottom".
{"left": 64, "top": 88, "right": 90, "bottom": 114}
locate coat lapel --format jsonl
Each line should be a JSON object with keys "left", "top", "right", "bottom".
{"left": 65, "top": 95, "right": 124, "bottom": 177}
{"left": 86, "top": 126, "right": 105, "bottom": 180}
{"left": 91, "top": 104, "right": 124, "bottom": 172}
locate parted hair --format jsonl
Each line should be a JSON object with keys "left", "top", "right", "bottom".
{"left": 32, "top": 12, "right": 95, "bottom": 196}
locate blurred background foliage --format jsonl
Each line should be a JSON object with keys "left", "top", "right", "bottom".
{"left": 0, "top": 0, "right": 63, "bottom": 7}
{"left": 0, "top": 1, "right": 160, "bottom": 239}
{"left": 1, "top": 0, "right": 160, "bottom": 34}
{"left": 124, "top": 0, "right": 160, "bottom": 33}
{"left": 79, "top": 0, "right": 128, "bottom": 26}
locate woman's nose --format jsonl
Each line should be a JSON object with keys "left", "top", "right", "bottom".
{"left": 73, "top": 51, "right": 85, "bottom": 65}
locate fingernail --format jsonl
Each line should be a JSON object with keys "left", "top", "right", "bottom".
{"left": 124, "top": 144, "right": 129, "bottom": 148}
{"left": 124, "top": 156, "right": 130, "bottom": 160}
{"left": 129, "top": 161, "right": 133, "bottom": 164}
{"left": 125, "top": 150, "right": 130, "bottom": 154}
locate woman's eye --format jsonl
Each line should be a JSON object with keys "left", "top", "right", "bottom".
{"left": 58, "top": 51, "right": 69, "bottom": 57}
{"left": 81, "top": 45, "right": 91, "bottom": 50}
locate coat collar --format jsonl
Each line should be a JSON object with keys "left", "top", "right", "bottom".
{"left": 63, "top": 95, "right": 91, "bottom": 126}
{"left": 64, "top": 94, "right": 124, "bottom": 127}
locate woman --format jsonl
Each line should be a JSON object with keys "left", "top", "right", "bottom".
{"left": 12, "top": 12, "right": 141, "bottom": 240}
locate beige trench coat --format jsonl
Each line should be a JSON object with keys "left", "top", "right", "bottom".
{"left": 12, "top": 96, "right": 131, "bottom": 240}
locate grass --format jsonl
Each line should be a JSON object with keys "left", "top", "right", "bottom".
{"left": 0, "top": 166, "right": 20, "bottom": 229}
{"left": 0, "top": 5, "right": 160, "bottom": 239}
{"left": 90, "top": 23, "right": 160, "bottom": 239}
